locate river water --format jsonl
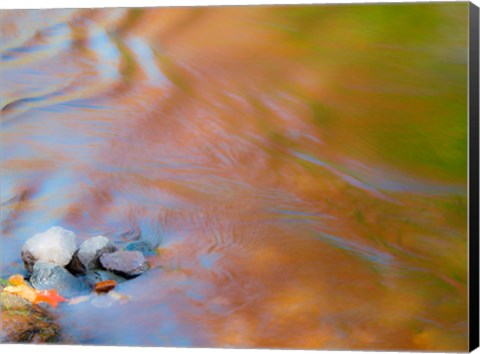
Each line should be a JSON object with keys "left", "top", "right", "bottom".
{"left": 0, "top": 3, "right": 469, "bottom": 350}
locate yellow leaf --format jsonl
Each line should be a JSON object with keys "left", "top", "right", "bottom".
{"left": 4, "top": 284, "right": 37, "bottom": 302}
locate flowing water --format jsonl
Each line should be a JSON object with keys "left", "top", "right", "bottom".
{"left": 0, "top": 3, "right": 469, "bottom": 350}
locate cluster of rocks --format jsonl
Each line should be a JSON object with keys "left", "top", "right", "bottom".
{"left": 20, "top": 226, "right": 155, "bottom": 297}
{"left": 0, "top": 226, "right": 158, "bottom": 344}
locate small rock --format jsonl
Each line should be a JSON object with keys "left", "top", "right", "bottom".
{"left": 94, "top": 280, "right": 117, "bottom": 294}
{"left": 83, "top": 270, "right": 126, "bottom": 288}
{"left": 124, "top": 240, "right": 157, "bottom": 256}
{"left": 65, "top": 251, "right": 84, "bottom": 275}
{"left": 21, "top": 226, "right": 77, "bottom": 273}
{"left": 30, "top": 261, "right": 88, "bottom": 297}
{"left": 67, "top": 236, "right": 117, "bottom": 274}
{"left": 0, "top": 292, "right": 60, "bottom": 343}
{"left": 99, "top": 251, "right": 149, "bottom": 278}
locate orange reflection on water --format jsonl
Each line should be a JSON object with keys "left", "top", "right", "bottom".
{"left": 1, "top": 3, "right": 469, "bottom": 350}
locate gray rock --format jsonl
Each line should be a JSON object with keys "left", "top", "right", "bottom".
{"left": 67, "top": 236, "right": 117, "bottom": 274}
{"left": 83, "top": 270, "right": 127, "bottom": 288}
{"left": 21, "top": 226, "right": 77, "bottom": 273}
{"left": 99, "top": 251, "right": 149, "bottom": 278}
{"left": 30, "top": 261, "right": 88, "bottom": 297}
{"left": 123, "top": 240, "right": 157, "bottom": 256}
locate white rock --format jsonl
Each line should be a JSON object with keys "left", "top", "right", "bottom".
{"left": 21, "top": 226, "right": 77, "bottom": 273}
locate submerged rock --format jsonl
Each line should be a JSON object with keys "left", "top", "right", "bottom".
{"left": 90, "top": 290, "right": 130, "bottom": 308}
{"left": 99, "top": 251, "right": 149, "bottom": 278}
{"left": 124, "top": 240, "right": 157, "bottom": 257}
{"left": 21, "top": 226, "right": 77, "bottom": 273}
{"left": 0, "top": 292, "right": 60, "bottom": 343}
{"left": 30, "top": 261, "right": 88, "bottom": 297}
{"left": 83, "top": 269, "right": 126, "bottom": 288}
{"left": 68, "top": 236, "right": 117, "bottom": 274}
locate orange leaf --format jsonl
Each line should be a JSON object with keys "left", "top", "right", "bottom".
{"left": 33, "top": 289, "right": 67, "bottom": 308}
